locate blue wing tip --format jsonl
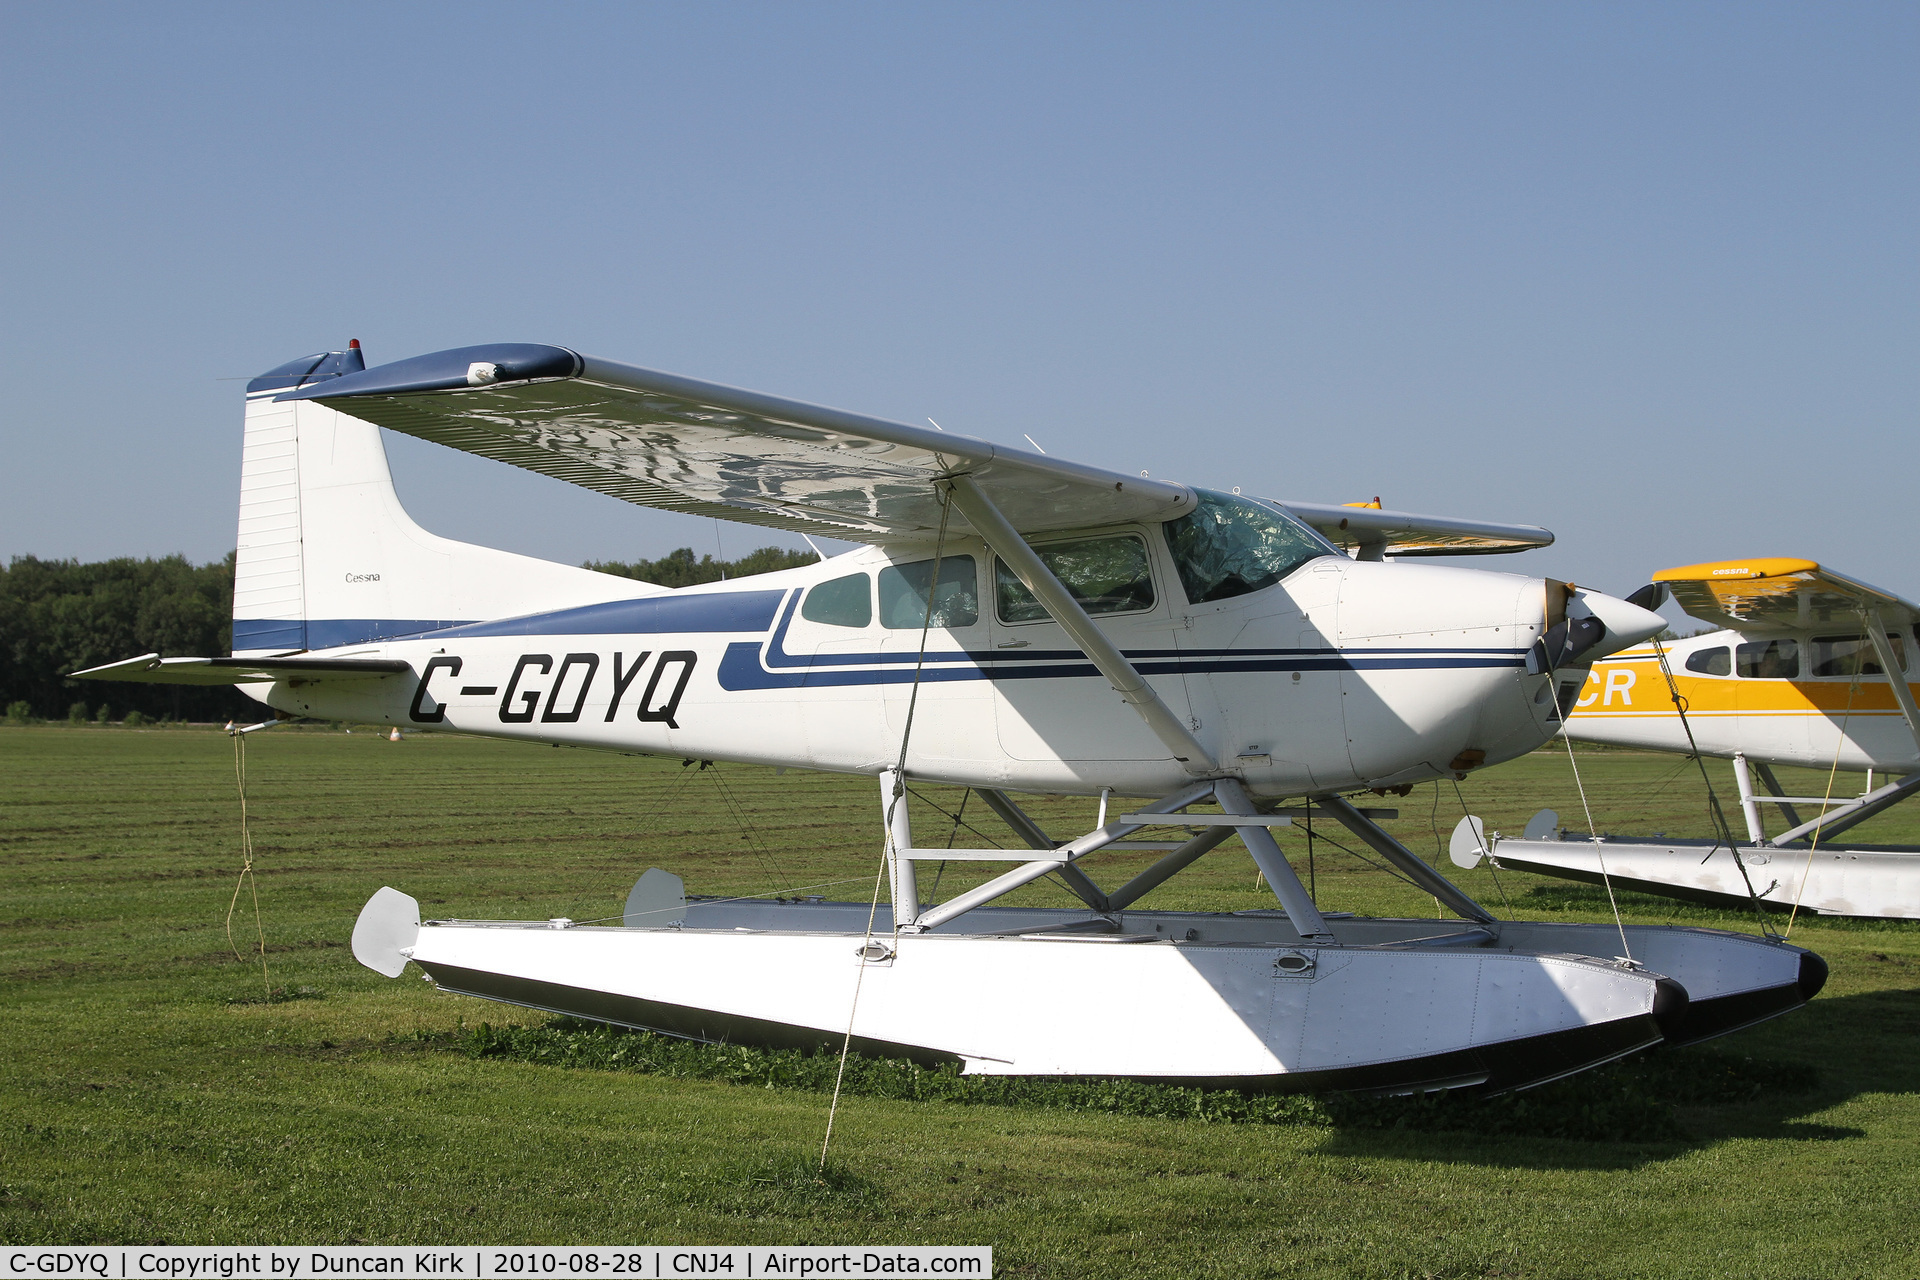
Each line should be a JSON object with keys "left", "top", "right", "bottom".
{"left": 246, "top": 339, "right": 366, "bottom": 394}
{"left": 267, "top": 343, "right": 581, "bottom": 401}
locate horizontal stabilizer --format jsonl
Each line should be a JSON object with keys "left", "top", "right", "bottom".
{"left": 70, "top": 653, "right": 412, "bottom": 686}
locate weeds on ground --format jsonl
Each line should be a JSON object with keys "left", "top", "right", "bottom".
{"left": 225, "top": 985, "right": 325, "bottom": 1006}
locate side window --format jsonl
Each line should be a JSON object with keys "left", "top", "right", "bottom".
{"left": 1736, "top": 638, "right": 1799, "bottom": 680}
{"left": 878, "top": 555, "right": 978, "bottom": 629}
{"left": 801, "top": 573, "right": 872, "bottom": 628}
{"left": 995, "top": 535, "right": 1155, "bottom": 624}
{"left": 1812, "top": 634, "right": 1904, "bottom": 677}
{"left": 1162, "top": 489, "right": 1336, "bottom": 605}
{"left": 1685, "top": 646, "right": 1732, "bottom": 676}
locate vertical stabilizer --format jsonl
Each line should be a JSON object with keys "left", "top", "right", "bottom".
{"left": 234, "top": 342, "right": 657, "bottom": 656}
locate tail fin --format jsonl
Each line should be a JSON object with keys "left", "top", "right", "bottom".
{"left": 234, "top": 342, "right": 654, "bottom": 656}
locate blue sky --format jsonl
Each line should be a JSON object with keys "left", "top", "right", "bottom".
{"left": 3, "top": 2, "right": 1914, "bottom": 611}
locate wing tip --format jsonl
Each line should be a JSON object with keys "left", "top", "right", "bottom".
{"left": 281, "top": 343, "right": 582, "bottom": 402}
{"left": 1652, "top": 557, "right": 1821, "bottom": 583}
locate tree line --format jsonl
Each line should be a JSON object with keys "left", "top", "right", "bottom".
{"left": 1, "top": 546, "right": 821, "bottom": 722}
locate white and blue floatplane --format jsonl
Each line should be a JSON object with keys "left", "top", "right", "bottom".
{"left": 80, "top": 341, "right": 1826, "bottom": 1094}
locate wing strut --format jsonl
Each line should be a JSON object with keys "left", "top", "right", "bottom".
{"left": 945, "top": 475, "right": 1219, "bottom": 775}
{"left": 1864, "top": 610, "right": 1920, "bottom": 760}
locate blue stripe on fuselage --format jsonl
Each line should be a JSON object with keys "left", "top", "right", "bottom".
{"left": 232, "top": 590, "right": 786, "bottom": 653}
{"left": 421, "top": 590, "right": 785, "bottom": 639}
{"left": 233, "top": 617, "right": 475, "bottom": 652}
{"left": 715, "top": 592, "right": 1527, "bottom": 690}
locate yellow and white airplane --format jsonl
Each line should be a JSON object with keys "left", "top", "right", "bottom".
{"left": 1458, "top": 558, "right": 1920, "bottom": 919}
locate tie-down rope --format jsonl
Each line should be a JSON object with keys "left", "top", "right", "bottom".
{"left": 821, "top": 481, "right": 954, "bottom": 1171}
{"left": 226, "top": 729, "right": 271, "bottom": 996}
{"left": 1787, "top": 657, "right": 1863, "bottom": 939}
{"left": 1648, "top": 636, "right": 1778, "bottom": 936}
{"left": 1558, "top": 731, "right": 1635, "bottom": 964}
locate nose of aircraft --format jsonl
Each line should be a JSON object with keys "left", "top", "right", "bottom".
{"left": 1575, "top": 588, "right": 1666, "bottom": 659}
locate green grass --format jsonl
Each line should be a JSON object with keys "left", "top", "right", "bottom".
{"left": 4, "top": 725, "right": 1920, "bottom": 1276}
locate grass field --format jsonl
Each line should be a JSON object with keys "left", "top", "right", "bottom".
{"left": 3, "top": 724, "right": 1919, "bottom": 1277}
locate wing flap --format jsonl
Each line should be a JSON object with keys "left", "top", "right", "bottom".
{"left": 70, "top": 654, "right": 413, "bottom": 686}
{"left": 1652, "top": 558, "right": 1920, "bottom": 631}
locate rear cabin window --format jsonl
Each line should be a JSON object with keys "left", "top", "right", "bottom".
{"left": 801, "top": 573, "right": 872, "bottom": 628}
{"left": 1686, "top": 646, "right": 1732, "bottom": 676}
{"left": 878, "top": 555, "right": 979, "bottom": 629}
{"left": 1812, "top": 634, "right": 1905, "bottom": 677}
{"left": 1736, "top": 638, "right": 1798, "bottom": 679}
{"left": 996, "top": 535, "right": 1155, "bottom": 623}
{"left": 1161, "top": 490, "right": 1335, "bottom": 605}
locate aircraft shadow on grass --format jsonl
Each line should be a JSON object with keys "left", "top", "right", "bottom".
{"left": 1310, "top": 891, "right": 1920, "bottom": 1171}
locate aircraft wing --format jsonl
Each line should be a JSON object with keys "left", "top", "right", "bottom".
{"left": 70, "top": 653, "right": 413, "bottom": 686}
{"left": 282, "top": 344, "right": 1197, "bottom": 544}
{"left": 1652, "top": 558, "right": 1920, "bottom": 632}
{"left": 286, "top": 344, "right": 1551, "bottom": 553}
{"left": 1279, "top": 501, "right": 1553, "bottom": 557}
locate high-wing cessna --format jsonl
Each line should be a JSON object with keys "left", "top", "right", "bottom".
{"left": 76, "top": 342, "right": 1825, "bottom": 1093}
{"left": 1463, "top": 558, "right": 1920, "bottom": 920}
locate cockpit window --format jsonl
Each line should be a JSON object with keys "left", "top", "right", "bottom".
{"left": 1685, "top": 646, "right": 1732, "bottom": 676}
{"left": 1813, "top": 633, "right": 1903, "bottom": 677}
{"left": 1161, "top": 490, "right": 1336, "bottom": 605}
{"left": 996, "top": 535, "right": 1155, "bottom": 623}
{"left": 1736, "top": 638, "right": 1798, "bottom": 679}
{"left": 801, "top": 572, "right": 872, "bottom": 628}
{"left": 878, "top": 555, "right": 978, "bottom": 629}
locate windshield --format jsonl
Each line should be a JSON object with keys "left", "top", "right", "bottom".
{"left": 1161, "top": 490, "right": 1336, "bottom": 604}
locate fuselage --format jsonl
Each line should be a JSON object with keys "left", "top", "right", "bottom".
{"left": 1566, "top": 627, "right": 1920, "bottom": 773}
{"left": 241, "top": 527, "right": 1651, "bottom": 798}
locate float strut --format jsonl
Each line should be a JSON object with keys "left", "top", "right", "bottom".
{"left": 913, "top": 780, "right": 1217, "bottom": 931}
{"left": 1732, "top": 754, "right": 1767, "bottom": 845}
{"left": 1215, "top": 779, "right": 1332, "bottom": 938}
{"left": 1103, "top": 825, "right": 1238, "bottom": 911}
{"left": 1314, "top": 793, "right": 1496, "bottom": 924}
{"left": 879, "top": 768, "right": 919, "bottom": 930}
{"left": 975, "top": 788, "right": 1109, "bottom": 912}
